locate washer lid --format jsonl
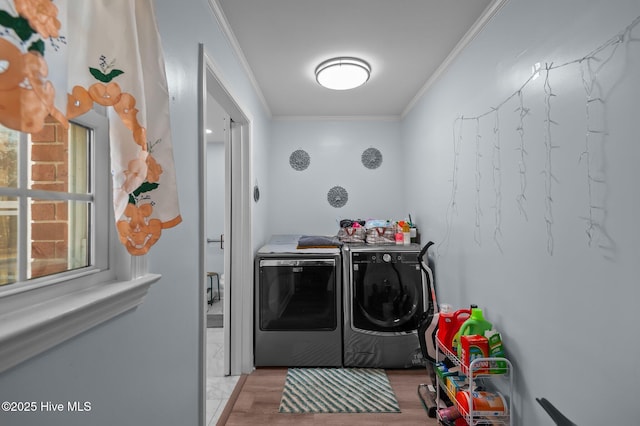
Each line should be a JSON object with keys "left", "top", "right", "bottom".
{"left": 258, "top": 234, "right": 341, "bottom": 255}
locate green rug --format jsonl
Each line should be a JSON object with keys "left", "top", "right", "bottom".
{"left": 278, "top": 368, "right": 401, "bottom": 414}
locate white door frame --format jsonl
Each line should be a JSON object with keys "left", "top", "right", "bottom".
{"left": 198, "top": 43, "right": 254, "bottom": 426}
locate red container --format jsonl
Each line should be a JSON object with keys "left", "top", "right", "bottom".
{"left": 460, "top": 335, "right": 489, "bottom": 374}
{"left": 437, "top": 308, "right": 471, "bottom": 352}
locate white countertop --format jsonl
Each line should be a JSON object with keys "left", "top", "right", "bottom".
{"left": 257, "top": 234, "right": 342, "bottom": 255}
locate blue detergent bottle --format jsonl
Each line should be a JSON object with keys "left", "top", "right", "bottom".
{"left": 456, "top": 308, "right": 493, "bottom": 358}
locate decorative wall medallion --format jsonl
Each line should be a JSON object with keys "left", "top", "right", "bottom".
{"left": 289, "top": 149, "right": 310, "bottom": 171}
{"left": 361, "top": 147, "right": 383, "bottom": 169}
{"left": 327, "top": 186, "right": 348, "bottom": 208}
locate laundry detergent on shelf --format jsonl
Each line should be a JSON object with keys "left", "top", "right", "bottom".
{"left": 460, "top": 334, "right": 489, "bottom": 374}
{"left": 455, "top": 308, "right": 492, "bottom": 358}
{"left": 485, "top": 329, "right": 508, "bottom": 374}
{"left": 455, "top": 390, "right": 508, "bottom": 417}
{"left": 438, "top": 306, "right": 471, "bottom": 353}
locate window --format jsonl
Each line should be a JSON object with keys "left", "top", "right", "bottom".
{"left": 0, "top": 117, "right": 92, "bottom": 285}
{"left": 0, "top": 111, "right": 112, "bottom": 286}
{"left": 0, "top": 110, "right": 159, "bottom": 373}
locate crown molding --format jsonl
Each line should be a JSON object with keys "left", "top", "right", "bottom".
{"left": 401, "top": 0, "right": 509, "bottom": 118}
{"left": 207, "top": 0, "right": 272, "bottom": 118}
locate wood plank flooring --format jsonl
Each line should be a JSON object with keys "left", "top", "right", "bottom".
{"left": 219, "top": 367, "right": 440, "bottom": 425}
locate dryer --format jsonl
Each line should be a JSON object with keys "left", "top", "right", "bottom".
{"left": 254, "top": 235, "right": 342, "bottom": 367}
{"left": 343, "top": 244, "right": 427, "bottom": 368}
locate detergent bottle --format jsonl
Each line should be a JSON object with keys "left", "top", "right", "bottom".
{"left": 436, "top": 304, "right": 452, "bottom": 347}
{"left": 449, "top": 305, "right": 475, "bottom": 355}
{"left": 438, "top": 305, "right": 472, "bottom": 353}
{"left": 456, "top": 308, "right": 493, "bottom": 358}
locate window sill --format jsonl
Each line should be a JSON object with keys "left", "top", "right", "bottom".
{"left": 0, "top": 273, "right": 161, "bottom": 374}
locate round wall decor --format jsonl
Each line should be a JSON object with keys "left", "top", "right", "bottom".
{"left": 289, "top": 149, "right": 310, "bottom": 171}
{"left": 361, "top": 147, "right": 383, "bottom": 169}
{"left": 327, "top": 186, "right": 348, "bottom": 208}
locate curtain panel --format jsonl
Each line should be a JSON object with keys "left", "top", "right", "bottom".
{"left": 0, "top": 0, "right": 181, "bottom": 255}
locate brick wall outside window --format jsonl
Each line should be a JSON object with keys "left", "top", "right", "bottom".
{"left": 30, "top": 117, "right": 69, "bottom": 277}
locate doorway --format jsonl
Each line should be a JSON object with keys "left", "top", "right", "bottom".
{"left": 198, "top": 44, "right": 254, "bottom": 426}
{"left": 205, "top": 103, "right": 227, "bottom": 329}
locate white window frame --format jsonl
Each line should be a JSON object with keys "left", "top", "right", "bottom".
{"left": 0, "top": 109, "right": 160, "bottom": 373}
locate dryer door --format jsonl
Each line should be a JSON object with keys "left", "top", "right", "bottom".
{"left": 259, "top": 258, "right": 337, "bottom": 331}
{"left": 351, "top": 251, "right": 424, "bottom": 333}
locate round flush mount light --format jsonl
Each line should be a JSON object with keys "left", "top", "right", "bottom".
{"left": 315, "top": 57, "right": 371, "bottom": 90}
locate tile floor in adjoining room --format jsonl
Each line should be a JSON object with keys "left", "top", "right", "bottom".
{"left": 206, "top": 301, "right": 240, "bottom": 426}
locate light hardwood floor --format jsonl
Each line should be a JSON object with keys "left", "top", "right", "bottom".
{"left": 219, "top": 367, "right": 440, "bottom": 425}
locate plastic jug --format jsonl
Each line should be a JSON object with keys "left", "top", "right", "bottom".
{"left": 449, "top": 304, "right": 476, "bottom": 354}
{"left": 456, "top": 308, "right": 493, "bottom": 357}
{"left": 437, "top": 305, "right": 471, "bottom": 353}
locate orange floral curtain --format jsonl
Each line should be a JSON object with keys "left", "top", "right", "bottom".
{"left": 0, "top": 0, "right": 181, "bottom": 255}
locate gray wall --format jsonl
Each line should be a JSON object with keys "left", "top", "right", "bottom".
{"left": 403, "top": 0, "right": 640, "bottom": 423}
{"left": 0, "top": 0, "right": 271, "bottom": 425}
{"left": 268, "top": 119, "right": 407, "bottom": 235}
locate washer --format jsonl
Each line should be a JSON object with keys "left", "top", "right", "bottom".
{"left": 343, "top": 244, "right": 427, "bottom": 368}
{"left": 254, "top": 235, "right": 342, "bottom": 367}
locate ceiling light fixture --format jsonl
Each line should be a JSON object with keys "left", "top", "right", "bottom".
{"left": 315, "top": 57, "right": 371, "bottom": 90}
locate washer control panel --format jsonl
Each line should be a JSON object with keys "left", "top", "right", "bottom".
{"left": 352, "top": 251, "right": 417, "bottom": 264}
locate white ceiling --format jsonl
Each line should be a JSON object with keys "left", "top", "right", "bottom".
{"left": 213, "top": 0, "right": 501, "bottom": 119}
